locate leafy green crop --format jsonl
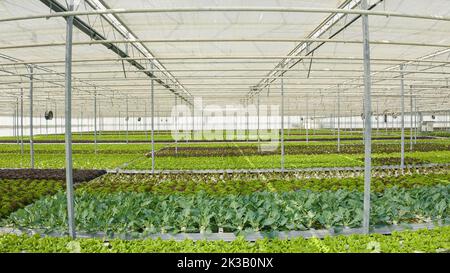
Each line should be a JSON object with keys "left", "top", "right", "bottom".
{"left": 0, "top": 179, "right": 63, "bottom": 218}
{"left": 0, "top": 226, "right": 448, "bottom": 253}
{"left": 4, "top": 186, "right": 448, "bottom": 235}
{"left": 156, "top": 142, "right": 450, "bottom": 157}
{"left": 77, "top": 170, "right": 450, "bottom": 195}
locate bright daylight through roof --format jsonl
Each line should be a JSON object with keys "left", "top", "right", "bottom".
{"left": 0, "top": 0, "right": 449, "bottom": 257}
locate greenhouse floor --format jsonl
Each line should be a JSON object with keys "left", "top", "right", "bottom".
{"left": 0, "top": 132, "right": 449, "bottom": 253}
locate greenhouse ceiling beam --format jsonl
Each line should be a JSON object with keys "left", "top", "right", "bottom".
{"left": 2, "top": 75, "right": 444, "bottom": 82}
{"left": 2, "top": 69, "right": 450, "bottom": 77}
{"left": 1, "top": 85, "right": 448, "bottom": 94}
{"left": 4, "top": 55, "right": 450, "bottom": 65}
{"left": 88, "top": 0, "right": 192, "bottom": 105}
{"left": 3, "top": 6, "right": 450, "bottom": 23}
{"left": 334, "top": 49, "right": 450, "bottom": 91}
{"left": 2, "top": 38, "right": 450, "bottom": 51}
{"left": 249, "top": 0, "right": 382, "bottom": 98}
{"left": 0, "top": 54, "right": 116, "bottom": 100}
{"left": 3, "top": 60, "right": 445, "bottom": 68}
{"left": 2, "top": 82, "right": 447, "bottom": 88}
{"left": 1, "top": 84, "right": 446, "bottom": 92}
{"left": 39, "top": 0, "right": 192, "bottom": 105}
{"left": 2, "top": 94, "right": 444, "bottom": 102}
{"left": 366, "top": 53, "right": 450, "bottom": 89}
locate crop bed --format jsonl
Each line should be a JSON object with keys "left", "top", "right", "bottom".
{"left": 2, "top": 167, "right": 449, "bottom": 236}
{"left": 0, "top": 179, "right": 63, "bottom": 218}
{"left": 0, "top": 163, "right": 448, "bottom": 253}
{"left": 0, "top": 226, "right": 448, "bottom": 253}
{"left": 0, "top": 169, "right": 106, "bottom": 183}
{"left": 5, "top": 185, "right": 448, "bottom": 235}
{"left": 155, "top": 142, "right": 450, "bottom": 157}
{"left": 79, "top": 169, "right": 450, "bottom": 195}
{"left": 1, "top": 140, "right": 449, "bottom": 170}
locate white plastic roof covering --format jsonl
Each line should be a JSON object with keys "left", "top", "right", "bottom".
{"left": 0, "top": 0, "right": 449, "bottom": 118}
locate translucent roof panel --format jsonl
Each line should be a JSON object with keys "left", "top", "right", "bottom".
{"left": 0, "top": 0, "right": 449, "bottom": 117}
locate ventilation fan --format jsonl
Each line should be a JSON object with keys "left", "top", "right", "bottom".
{"left": 44, "top": 110, "right": 53, "bottom": 120}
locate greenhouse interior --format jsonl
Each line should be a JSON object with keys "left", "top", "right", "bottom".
{"left": 0, "top": 0, "right": 449, "bottom": 254}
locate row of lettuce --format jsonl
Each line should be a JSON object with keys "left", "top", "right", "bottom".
{"left": 0, "top": 142, "right": 448, "bottom": 155}
{"left": 1, "top": 226, "right": 449, "bottom": 253}
{"left": 0, "top": 128, "right": 420, "bottom": 142}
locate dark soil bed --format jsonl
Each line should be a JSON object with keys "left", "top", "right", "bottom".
{"left": 0, "top": 169, "right": 106, "bottom": 183}
{"left": 361, "top": 157, "right": 431, "bottom": 166}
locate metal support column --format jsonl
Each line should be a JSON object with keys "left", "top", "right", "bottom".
{"left": 201, "top": 107, "right": 204, "bottom": 140}
{"left": 94, "top": 90, "right": 97, "bottom": 154}
{"left": 14, "top": 98, "right": 18, "bottom": 144}
{"left": 409, "top": 86, "right": 413, "bottom": 151}
{"left": 337, "top": 86, "right": 341, "bottom": 152}
{"left": 305, "top": 95, "right": 309, "bottom": 143}
{"left": 29, "top": 66, "right": 34, "bottom": 169}
{"left": 350, "top": 110, "right": 353, "bottom": 134}
{"left": 267, "top": 95, "right": 271, "bottom": 133}
{"left": 312, "top": 109, "right": 316, "bottom": 135}
{"left": 151, "top": 63, "right": 155, "bottom": 174}
{"left": 20, "top": 88, "right": 24, "bottom": 155}
{"left": 54, "top": 102, "right": 57, "bottom": 136}
{"left": 414, "top": 100, "right": 418, "bottom": 143}
{"left": 280, "top": 67, "right": 285, "bottom": 173}
{"left": 376, "top": 101, "right": 379, "bottom": 135}
{"left": 191, "top": 104, "right": 194, "bottom": 142}
{"left": 400, "top": 64, "right": 405, "bottom": 169}
{"left": 361, "top": 0, "right": 373, "bottom": 235}
{"left": 174, "top": 96, "right": 178, "bottom": 155}
{"left": 246, "top": 99, "right": 249, "bottom": 141}
{"left": 98, "top": 100, "right": 101, "bottom": 136}
{"left": 12, "top": 105, "right": 16, "bottom": 141}
{"left": 45, "top": 97, "right": 48, "bottom": 137}
{"left": 64, "top": 0, "right": 76, "bottom": 238}
{"left": 80, "top": 108, "right": 83, "bottom": 137}
{"left": 118, "top": 111, "right": 121, "bottom": 136}
{"left": 257, "top": 94, "right": 260, "bottom": 147}
{"left": 126, "top": 97, "right": 129, "bottom": 144}
{"left": 144, "top": 102, "right": 148, "bottom": 141}
{"left": 39, "top": 112, "right": 42, "bottom": 135}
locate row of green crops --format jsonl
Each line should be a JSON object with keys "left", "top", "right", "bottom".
{"left": 78, "top": 172, "right": 450, "bottom": 195}
{"left": 0, "top": 143, "right": 168, "bottom": 169}
{"left": 0, "top": 128, "right": 426, "bottom": 142}
{"left": 155, "top": 142, "right": 450, "bottom": 157}
{"left": 2, "top": 141, "right": 448, "bottom": 155}
{"left": 0, "top": 139, "right": 448, "bottom": 170}
{"left": 1, "top": 167, "right": 447, "bottom": 220}
{"left": 0, "top": 143, "right": 166, "bottom": 154}
{"left": 126, "top": 151, "right": 450, "bottom": 170}
{"left": 4, "top": 185, "right": 448, "bottom": 234}
{"left": 0, "top": 179, "right": 63, "bottom": 219}
{"left": 0, "top": 154, "right": 145, "bottom": 169}
{"left": 1, "top": 226, "right": 449, "bottom": 253}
